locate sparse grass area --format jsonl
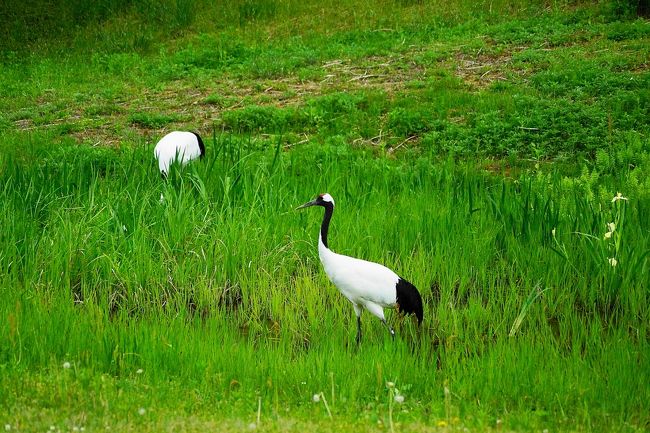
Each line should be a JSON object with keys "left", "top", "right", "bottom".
{"left": 1, "top": 1, "right": 649, "bottom": 431}
{"left": 2, "top": 6, "right": 648, "bottom": 163}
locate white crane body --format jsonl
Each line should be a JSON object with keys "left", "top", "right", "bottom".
{"left": 154, "top": 131, "right": 205, "bottom": 176}
{"left": 319, "top": 237, "right": 399, "bottom": 318}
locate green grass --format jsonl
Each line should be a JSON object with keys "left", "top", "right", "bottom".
{"left": 1, "top": 1, "right": 649, "bottom": 431}
{"left": 1, "top": 133, "right": 648, "bottom": 431}
{"left": 2, "top": 7, "right": 649, "bottom": 162}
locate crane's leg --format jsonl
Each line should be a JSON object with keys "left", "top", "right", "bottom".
{"left": 356, "top": 316, "right": 362, "bottom": 345}
{"left": 381, "top": 319, "right": 396, "bottom": 340}
{"left": 353, "top": 304, "right": 363, "bottom": 345}
{"left": 364, "top": 302, "right": 395, "bottom": 341}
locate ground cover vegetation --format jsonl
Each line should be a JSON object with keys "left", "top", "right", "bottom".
{"left": 0, "top": 0, "right": 649, "bottom": 431}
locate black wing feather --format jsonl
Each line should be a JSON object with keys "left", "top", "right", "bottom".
{"left": 396, "top": 278, "right": 423, "bottom": 324}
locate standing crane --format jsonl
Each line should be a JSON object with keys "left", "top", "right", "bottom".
{"left": 297, "top": 193, "right": 423, "bottom": 344}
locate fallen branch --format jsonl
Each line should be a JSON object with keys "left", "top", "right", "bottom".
{"left": 388, "top": 135, "right": 417, "bottom": 153}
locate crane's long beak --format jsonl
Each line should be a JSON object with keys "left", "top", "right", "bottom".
{"left": 296, "top": 199, "right": 317, "bottom": 210}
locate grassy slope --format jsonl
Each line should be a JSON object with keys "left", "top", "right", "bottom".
{"left": 2, "top": 2, "right": 649, "bottom": 163}
{"left": 1, "top": 1, "right": 649, "bottom": 432}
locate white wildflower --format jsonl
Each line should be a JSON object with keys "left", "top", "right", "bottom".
{"left": 608, "top": 257, "right": 618, "bottom": 267}
{"left": 604, "top": 231, "right": 612, "bottom": 239}
{"left": 136, "top": 369, "right": 144, "bottom": 374}
{"left": 607, "top": 222, "right": 616, "bottom": 233}
{"left": 386, "top": 382, "right": 395, "bottom": 388}
{"left": 138, "top": 408, "right": 146, "bottom": 416}
{"left": 394, "top": 394, "right": 405, "bottom": 404}
{"left": 312, "top": 393, "right": 320, "bottom": 403}
{"left": 4, "top": 425, "right": 11, "bottom": 431}
{"left": 612, "top": 192, "right": 628, "bottom": 203}
{"left": 62, "top": 362, "right": 71, "bottom": 369}
{"left": 551, "top": 228, "right": 556, "bottom": 237}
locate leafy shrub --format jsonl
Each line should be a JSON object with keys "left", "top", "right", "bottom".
{"left": 173, "top": 35, "right": 250, "bottom": 71}
{"left": 387, "top": 107, "right": 433, "bottom": 136}
{"left": 305, "top": 92, "right": 387, "bottom": 136}
{"left": 606, "top": 19, "right": 650, "bottom": 41}
{"left": 220, "top": 105, "right": 307, "bottom": 132}
{"left": 603, "top": 0, "right": 649, "bottom": 20}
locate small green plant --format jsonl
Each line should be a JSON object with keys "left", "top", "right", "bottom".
{"left": 128, "top": 112, "right": 181, "bottom": 129}
{"left": 386, "top": 381, "right": 406, "bottom": 433}
{"left": 203, "top": 94, "right": 235, "bottom": 107}
{"left": 509, "top": 283, "right": 549, "bottom": 337}
{"left": 311, "top": 391, "right": 333, "bottom": 420}
{"left": 604, "top": 192, "right": 629, "bottom": 269}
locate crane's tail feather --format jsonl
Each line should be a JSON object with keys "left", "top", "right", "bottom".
{"left": 396, "top": 278, "right": 423, "bottom": 325}
{"left": 191, "top": 131, "right": 206, "bottom": 158}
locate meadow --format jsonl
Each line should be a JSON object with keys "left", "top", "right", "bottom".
{"left": 1, "top": 1, "right": 649, "bottom": 431}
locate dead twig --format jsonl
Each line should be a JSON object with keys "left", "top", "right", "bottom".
{"left": 480, "top": 69, "right": 492, "bottom": 79}
{"left": 349, "top": 73, "right": 383, "bottom": 81}
{"left": 322, "top": 60, "right": 343, "bottom": 68}
{"left": 388, "top": 135, "right": 417, "bottom": 154}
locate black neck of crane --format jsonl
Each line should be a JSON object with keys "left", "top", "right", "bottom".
{"left": 320, "top": 203, "right": 334, "bottom": 249}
